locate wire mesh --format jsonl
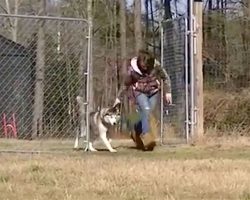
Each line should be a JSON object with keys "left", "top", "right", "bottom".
{"left": 161, "top": 17, "right": 188, "bottom": 145}
{"left": 0, "top": 15, "right": 89, "bottom": 152}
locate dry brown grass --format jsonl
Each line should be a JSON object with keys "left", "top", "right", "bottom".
{"left": 1, "top": 141, "right": 250, "bottom": 200}
{"left": 204, "top": 88, "right": 250, "bottom": 135}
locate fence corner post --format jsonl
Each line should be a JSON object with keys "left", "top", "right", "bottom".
{"left": 193, "top": 0, "right": 204, "bottom": 140}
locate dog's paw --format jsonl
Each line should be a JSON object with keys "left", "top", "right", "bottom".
{"left": 90, "top": 149, "right": 98, "bottom": 152}
{"left": 109, "top": 149, "right": 117, "bottom": 153}
{"left": 89, "top": 145, "right": 98, "bottom": 152}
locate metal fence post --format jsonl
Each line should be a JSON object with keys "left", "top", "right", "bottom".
{"left": 189, "top": 11, "right": 195, "bottom": 139}
{"left": 184, "top": 18, "right": 190, "bottom": 143}
{"left": 84, "top": 20, "right": 93, "bottom": 152}
{"left": 160, "top": 19, "right": 164, "bottom": 146}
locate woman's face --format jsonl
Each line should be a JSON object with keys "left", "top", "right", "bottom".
{"left": 137, "top": 57, "right": 148, "bottom": 73}
{"left": 137, "top": 50, "right": 154, "bottom": 73}
{"left": 139, "top": 60, "right": 146, "bottom": 70}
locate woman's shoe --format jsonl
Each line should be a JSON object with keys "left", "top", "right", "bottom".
{"left": 140, "top": 133, "right": 156, "bottom": 151}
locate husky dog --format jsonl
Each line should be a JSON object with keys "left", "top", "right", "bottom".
{"left": 74, "top": 96, "right": 121, "bottom": 153}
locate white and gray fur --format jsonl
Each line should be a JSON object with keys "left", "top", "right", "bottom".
{"left": 74, "top": 96, "right": 121, "bottom": 152}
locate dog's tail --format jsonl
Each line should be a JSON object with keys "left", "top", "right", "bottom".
{"left": 76, "top": 96, "right": 86, "bottom": 137}
{"left": 76, "top": 95, "right": 85, "bottom": 107}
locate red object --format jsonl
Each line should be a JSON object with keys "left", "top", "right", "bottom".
{"left": 2, "top": 113, "right": 17, "bottom": 138}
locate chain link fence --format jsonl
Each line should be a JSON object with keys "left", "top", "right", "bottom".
{"left": 0, "top": 14, "right": 89, "bottom": 152}
{"left": 160, "top": 17, "right": 189, "bottom": 145}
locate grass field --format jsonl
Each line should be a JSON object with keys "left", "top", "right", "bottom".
{"left": 1, "top": 137, "right": 250, "bottom": 200}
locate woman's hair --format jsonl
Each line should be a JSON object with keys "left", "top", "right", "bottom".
{"left": 137, "top": 49, "right": 155, "bottom": 72}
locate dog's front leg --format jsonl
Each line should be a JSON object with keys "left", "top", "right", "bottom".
{"left": 74, "top": 131, "right": 80, "bottom": 149}
{"left": 89, "top": 142, "right": 98, "bottom": 152}
{"left": 100, "top": 131, "right": 117, "bottom": 153}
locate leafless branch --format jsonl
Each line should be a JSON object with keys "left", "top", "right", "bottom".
{"left": 0, "top": 3, "right": 8, "bottom": 13}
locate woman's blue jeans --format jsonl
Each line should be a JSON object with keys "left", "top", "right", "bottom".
{"left": 134, "top": 92, "right": 158, "bottom": 135}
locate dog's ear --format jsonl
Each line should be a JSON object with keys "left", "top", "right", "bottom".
{"left": 108, "top": 102, "right": 121, "bottom": 113}
{"left": 100, "top": 108, "right": 109, "bottom": 118}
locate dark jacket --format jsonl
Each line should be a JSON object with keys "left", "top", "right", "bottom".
{"left": 117, "top": 57, "right": 171, "bottom": 101}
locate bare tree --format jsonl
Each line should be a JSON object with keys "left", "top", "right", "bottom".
{"left": 119, "top": 0, "right": 129, "bottom": 133}
{"left": 134, "top": 0, "right": 142, "bottom": 53}
{"left": 119, "top": 0, "right": 127, "bottom": 79}
{"left": 1, "top": 0, "right": 20, "bottom": 42}
{"left": 32, "top": 0, "right": 46, "bottom": 139}
{"left": 241, "top": 0, "right": 250, "bottom": 75}
{"left": 164, "top": 0, "right": 172, "bottom": 19}
{"left": 149, "top": 0, "right": 155, "bottom": 54}
{"left": 207, "top": 0, "right": 212, "bottom": 41}
{"left": 145, "top": 0, "right": 149, "bottom": 43}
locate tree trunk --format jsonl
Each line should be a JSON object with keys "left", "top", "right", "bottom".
{"left": 216, "top": 0, "right": 220, "bottom": 9}
{"left": 32, "top": 22, "right": 45, "bottom": 139}
{"left": 119, "top": 0, "right": 127, "bottom": 79}
{"left": 32, "top": 0, "right": 46, "bottom": 139}
{"left": 119, "top": 0, "right": 128, "bottom": 133}
{"left": 149, "top": 0, "right": 155, "bottom": 55}
{"left": 113, "top": 0, "right": 118, "bottom": 100}
{"left": 5, "top": 0, "right": 19, "bottom": 42}
{"left": 242, "top": 0, "right": 250, "bottom": 79}
{"left": 221, "top": 9, "right": 228, "bottom": 83}
{"left": 134, "top": 0, "right": 142, "bottom": 53}
{"left": 13, "top": 0, "right": 19, "bottom": 42}
{"left": 145, "top": 0, "right": 149, "bottom": 45}
{"left": 164, "top": 0, "right": 172, "bottom": 20}
{"left": 207, "top": 0, "right": 212, "bottom": 40}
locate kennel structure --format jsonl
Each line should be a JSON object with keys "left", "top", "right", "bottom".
{"left": 160, "top": 17, "right": 188, "bottom": 144}
{"left": 0, "top": 35, "right": 34, "bottom": 139}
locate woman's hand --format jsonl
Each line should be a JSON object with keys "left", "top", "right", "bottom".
{"left": 165, "top": 93, "right": 172, "bottom": 104}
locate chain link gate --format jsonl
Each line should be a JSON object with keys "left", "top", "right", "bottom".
{"left": 160, "top": 17, "right": 190, "bottom": 145}
{"left": 0, "top": 14, "right": 90, "bottom": 153}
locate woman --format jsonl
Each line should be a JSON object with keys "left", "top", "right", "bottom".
{"left": 114, "top": 49, "right": 172, "bottom": 150}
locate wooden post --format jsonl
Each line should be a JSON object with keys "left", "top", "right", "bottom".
{"left": 193, "top": 0, "right": 204, "bottom": 139}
